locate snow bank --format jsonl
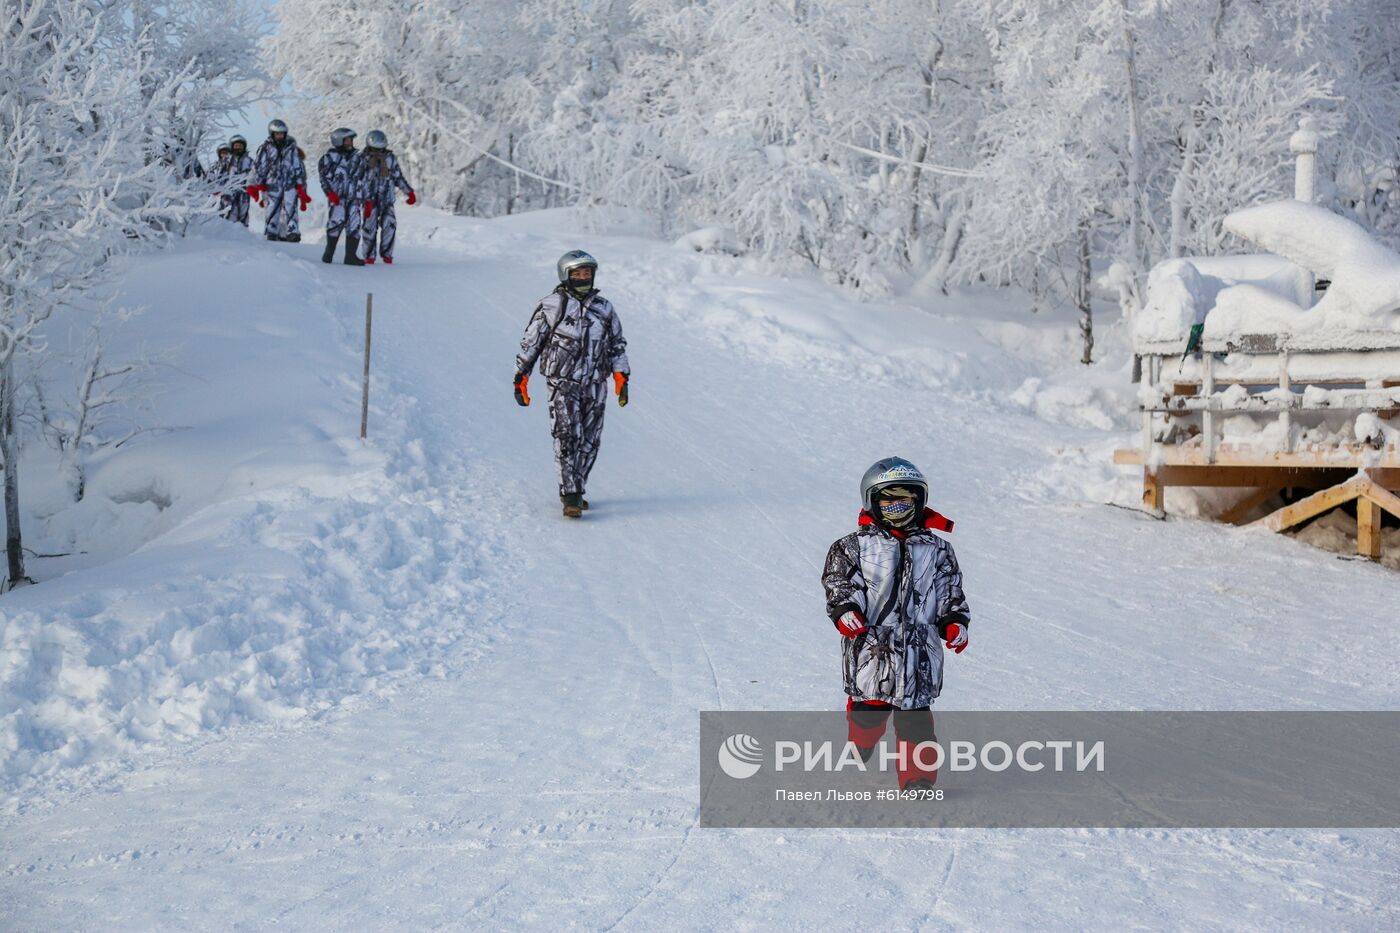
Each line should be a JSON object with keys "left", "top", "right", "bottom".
{"left": 1137, "top": 259, "right": 1212, "bottom": 345}
{"left": 1224, "top": 200, "right": 1400, "bottom": 334}
{"left": 0, "top": 231, "right": 489, "bottom": 798}
{"left": 673, "top": 226, "right": 744, "bottom": 255}
{"left": 1136, "top": 253, "right": 1311, "bottom": 345}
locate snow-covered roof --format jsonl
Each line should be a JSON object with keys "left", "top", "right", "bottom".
{"left": 1225, "top": 201, "right": 1400, "bottom": 329}
{"left": 1135, "top": 253, "right": 1311, "bottom": 346}
{"left": 1136, "top": 200, "right": 1400, "bottom": 352}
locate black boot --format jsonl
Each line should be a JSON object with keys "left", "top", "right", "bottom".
{"left": 284, "top": 232, "right": 301, "bottom": 243}
{"left": 344, "top": 235, "right": 365, "bottom": 266}
{"left": 562, "top": 493, "right": 584, "bottom": 519}
{"left": 322, "top": 234, "right": 339, "bottom": 263}
{"left": 560, "top": 494, "right": 590, "bottom": 511}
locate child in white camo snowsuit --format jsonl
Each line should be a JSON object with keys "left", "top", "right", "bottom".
{"left": 354, "top": 130, "right": 416, "bottom": 264}
{"left": 514, "top": 250, "right": 630, "bottom": 518}
{"left": 821, "top": 457, "right": 971, "bottom": 790}
{"left": 318, "top": 128, "right": 364, "bottom": 265}
{"left": 250, "top": 119, "right": 311, "bottom": 242}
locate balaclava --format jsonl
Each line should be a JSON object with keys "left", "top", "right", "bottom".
{"left": 567, "top": 268, "right": 595, "bottom": 300}
{"left": 876, "top": 486, "right": 920, "bottom": 528}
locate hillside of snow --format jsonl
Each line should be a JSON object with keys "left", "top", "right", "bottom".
{"left": 3, "top": 208, "right": 1399, "bottom": 928}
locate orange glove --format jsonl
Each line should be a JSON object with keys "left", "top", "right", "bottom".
{"left": 513, "top": 372, "right": 530, "bottom": 407}
{"left": 613, "top": 372, "right": 628, "bottom": 407}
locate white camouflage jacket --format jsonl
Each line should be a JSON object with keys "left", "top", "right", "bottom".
{"left": 822, "top": 509, "right": 970, "bottom": 709}
{"left": 516, "top": 286, "right": 630, "bottom": 385}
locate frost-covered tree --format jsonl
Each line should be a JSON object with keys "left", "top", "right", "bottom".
{"left": 26, "top": 310, "right": 169, "bottom": 504}
{"left": 268, "top": 0, "right": 1400, "bottom": 313}
{"left": 955, "top": 0, "right": 1369, "bottom": 360}
{"left": 1, "top": 0, "right": 255, "bottom": 588}
{"left": 270, "top": 0, "right": 558, "bottom": 215}
{"left": 102, "top": 0, "right": 270, "bottom": 179}
{"left": 954, "top": 0, "right": 1141, "bottom": 361}
{"left": 522, "top": 0, "right": 989, "bottom": 289}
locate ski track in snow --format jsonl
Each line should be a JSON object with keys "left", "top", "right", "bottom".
{"left": 3, "top": 209, "right": 1400, "bottom": 929}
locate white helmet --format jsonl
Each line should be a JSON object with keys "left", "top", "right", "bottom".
{"left": 860, "top": 457, "right": 929, "bottom": 513}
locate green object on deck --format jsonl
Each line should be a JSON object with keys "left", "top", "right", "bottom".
{"left": 1178, "top": 322, "right": 1205, "bottom": 371}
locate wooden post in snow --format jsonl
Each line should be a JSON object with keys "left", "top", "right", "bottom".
{"left": 360, "top": 293, "right": 373, "bottom": 439}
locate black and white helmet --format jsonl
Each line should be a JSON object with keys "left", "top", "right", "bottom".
{"left": 860, "top": 457, "right": 929, "bottom": 513}
{"left": 366, "top": 129, "right": 388, "bottom": 150}
{"left": 557, "top": 249, "right": 598, "bottom": 284}
{"left": 330, "top": 127, "right": 356, "bottom": 147}
{"left": 268, "top": 118, "right": 288, "bottom": 135}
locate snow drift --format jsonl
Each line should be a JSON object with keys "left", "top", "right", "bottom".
{"left": 0, "top": 231, "right": 492, "bottom": 796}
{"left": 1136, "top": 200, "right": 1400, "bottom": 348}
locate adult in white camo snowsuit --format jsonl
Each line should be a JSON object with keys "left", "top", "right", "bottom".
{"left": 514, "top": 251, "right": 630, "bottom": 518}
{"left": 225, "top": 136, "right": 254, "bottom": 227}
{"left": 250, "top": 119, "right": 310, "bottom": 242}
{"left": 821, "top": 458, "right": 971, "bottom": 789}
{"left": 354, "top": 130, "right": 416, "bottom": 264}
{"left": 318, "top": 128, "right": 365, "bottom": 265}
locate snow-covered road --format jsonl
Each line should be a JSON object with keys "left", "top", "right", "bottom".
{"left": 4, "top": 210, "right": 1400, "bottom": 929}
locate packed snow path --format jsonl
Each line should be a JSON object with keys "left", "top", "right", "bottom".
{"left": 4, "top": 211, "right": 1400, "bottom": 929}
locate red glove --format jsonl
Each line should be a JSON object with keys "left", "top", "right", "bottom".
{"left": 296, "top": 185, "right": 311, "bottom": 211}
{"left": 944, "top": 622, "right": 968, "bottom": 654}
{"left": 245, "top": 184, "right": 264, "bottom": 205}
{"left": 513, "top": 373, "right": 530, "bottom": 407}
{"left": 327, "top": 191, "right": 341, "bottom": 207}
{"left": 406, "top": 191, "right": 417, "bottom": 206}
{"left": 364, "top": 202, "right": 374, "bottom": 219}
{"left": 836, "top": 610, "right": 866, "bottom": 638}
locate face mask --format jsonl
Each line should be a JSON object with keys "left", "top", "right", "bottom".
{"left": 878, "top": 498, "right": 917, "bottom": 527}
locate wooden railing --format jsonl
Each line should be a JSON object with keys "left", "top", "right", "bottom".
{"left": 1133, "top": 341, "right": 1400, "bottom": 465}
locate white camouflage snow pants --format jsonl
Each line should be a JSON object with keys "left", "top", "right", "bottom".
{"left": 359, "top": 203, "right": 397, "bottom": 261}
{"left": 326, "top": 199, "right": 363, "bottom": 239}
{"left": 263, "top": 188, "right": 300, "bottom": 239}
{"left": 229, "top": 191, "right": 250, "bottom": 226}
{"left": 547, "top": 377, "right": 609, "bottom": 497}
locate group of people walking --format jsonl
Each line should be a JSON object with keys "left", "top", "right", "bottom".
{"left": 210, "top": 119, "right": 417, "bottom": 265}
{"left": 201, "top": 124, "right": 972, "bottom": 784}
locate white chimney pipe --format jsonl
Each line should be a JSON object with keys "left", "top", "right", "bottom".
{"left": 1290, "top": 116, "right": 1319, "bottom": 203}
{"left": 1289, "top": 116, "right": 1320, "bottom": 303}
